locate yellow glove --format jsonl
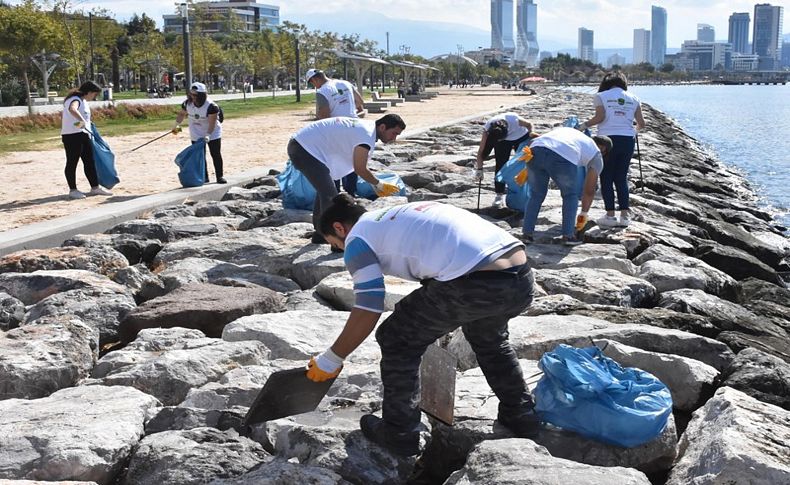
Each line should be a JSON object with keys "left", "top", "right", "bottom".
{"left": 575, "top": 214, "right": 588, "bottom": 232}
{"left": 517, "top": 146, "right": 533, "bottom": 162}
{"left": 171, "top": 125, "right": 182, "bottom": 135}
{"left": 514, "top": 168, "right": 528, "bottom": 186}
{"left": 306, "top": 351, "right": 343, "bottom": 383}
{"left": 374, "top": 181, "right": 400, "bottom": 197}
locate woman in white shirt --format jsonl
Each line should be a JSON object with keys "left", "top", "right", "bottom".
{"left": 60, "top": 81, "right": 111, "bottom": 199}
{"left": 174, "top": 82, "right": 225, "bottom": 183}
{"left": 579, "top": 72, "right": 645, "bottom": 227}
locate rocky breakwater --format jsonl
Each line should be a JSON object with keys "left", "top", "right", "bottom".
{"left": 0, "top": 89, "right": 788, "bottom": 485}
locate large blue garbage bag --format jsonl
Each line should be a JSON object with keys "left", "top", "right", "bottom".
{"left": 355, "top": 172, "right": 407, "bottom": 200}
{"left": 495, "top": 140, "right": 531, "bottom": 212}
{"left": 534, "top": 344, "right": 673, "bottom": 448}
{"left": 174, "top": 139, "right": 207, "bottom": 188}
{"left": 90, "top": 125, "right": 119, "bottom": 189}
{"left": 276, "top": 160, "right": 316, "bottom": 210}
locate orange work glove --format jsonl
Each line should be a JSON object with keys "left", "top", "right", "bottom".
{"left": 517, "top": 146, "right": 533, "bottom": 162}
{"left": 374, "top": 181, "right": 400, "bottom": 197}
{"left": 306, "top": 350, "right": 343, "bottom": 382}
{"left": 514, "top": 167, "right": 528, "bottom": 186}
{"left": 575, "top": 213, "right": 589, "bottom": 232}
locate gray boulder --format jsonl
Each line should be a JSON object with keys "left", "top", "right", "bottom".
{"left": 316, "top": 272, "right": 421, "bottom": 311}
{"left": 0, "top": 246, "right": 128, "bottom": 277}
{"left": 444, "top": 439, "right": 651, "bottom": 485}
{"left": 284, "top": 290, "right": 334, "bottom": 311}
{"left": 696, "top": 218, "right": 785, "bottom": 268}
{"left": 145, "top": 406, "right": 246, "bottom": 434}
{"left": 666, "top": 387, "right": 790, "bottom": 485}
{"left": 0, "top": 386, "right": 160, "bottom": 484}
{"left": 695, "top": 241, "right": 782, "bottom": 284}
{"left": 289, "top": 245, "right": 347, "bottom": 289}
{"left": 0, "top": 270, "right": 129, "bottom": 305}
{"left": 119, "top": 283, "right": 285, "bottom": 342}
{"left": 722, "top": 348, "right": 790, "bottom": 410}
{"left": 63, "top": 233, "right": 163, "bottom": 266}
{"left": 111, "top": 264, "right": 168, "bottom": 303}
{"left": 535, "top": 268, "right": 657, "bottom": 307}
{"left": 0, "top": 316, "right": 96, "bottom": 400}
{"left": 157, "top": 257, "right": 301, "bottom": 294}
{"left": 0, "top": 292, "right": 25, "bottom": 330}
{"left": 207, "top": 460, "right": 350, "bottom": 485}
{"left": 633, "top": 244, "right": 737, "bottom": 299}
{"left": 527, "top": 243, "right": 637, "bottom": 276}
{"left": 121, "top": 428, "right": 269, "bottom": 485}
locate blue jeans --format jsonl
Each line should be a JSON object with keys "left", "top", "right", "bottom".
{"left": 600, "top": 135, "right": 635, "bottom": 211}
{"left": 522, "top": 147, "right": 580, "bottom": 238}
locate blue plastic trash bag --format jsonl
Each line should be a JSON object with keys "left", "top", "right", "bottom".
{"left": 562, "top": 116, "right": 592, "bottom": 137}
{"left": 495, "top": 140, "right": 531, "bottom": 212}
{"left": 90, "top": 124, "right": 119, "bottom": 189}
{"left": 174, "top": 139, "right": 207, "bottom": 188}
{"left": 534, "top": 344, "right": 673, "bottom": 448}
{"left": 355, "top": 172, "right": 407, "bottom": 200}
{"left": 276, "top": 160, "right": 316, "bottom": 210}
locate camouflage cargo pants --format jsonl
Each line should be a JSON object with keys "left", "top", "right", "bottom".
{"left": 375, "top": 264, "right": 535, "bottom": 431}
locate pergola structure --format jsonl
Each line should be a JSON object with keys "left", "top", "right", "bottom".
{"left": 389, "top": 60, "right": 439, "bottom": 90}
{"left": 324, "top": 48, "right": 389, "bottom": 89}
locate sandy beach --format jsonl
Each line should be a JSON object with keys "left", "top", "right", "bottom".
{"left": 0, "top": 87, "right": 538, "bottom": 232}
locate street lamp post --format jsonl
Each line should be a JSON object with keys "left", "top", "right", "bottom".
{"left": 295, "top": 34, "right": 301, "bottom": 102}
{"left": 181, "top": 3, "right": 193, "bottom": 89}
{"left": 456, "top": 44, "right": 464, "bottom": 85}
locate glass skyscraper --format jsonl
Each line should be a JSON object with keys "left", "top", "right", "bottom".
{"left": 491, "top": 0, "right": 515, "bottom": 55}
{"left": 728, "top": 12, "right": 751, "bottom": 54}
{"left": 697, "top": 24, "right": 715, "bottom": 42}
{"left": 514, "top": 0, "right": 539, "bottom": 67}
{"left": 752, "top": 3, "right": 784, "bottom": 70}
{"left": 578, "top": 27, "right": 594, "bottom": 62}
{"left": 633, "top": 28, "right": 651, "bottom": 64}
{"left": 651, "top": 5, "right": 667, "bottom": 66}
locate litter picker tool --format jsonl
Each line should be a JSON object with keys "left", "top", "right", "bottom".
{"left": 476, "top": 179, "right": 482, "bottom": 212}
{"left": 128, "top": 128, "right": 179, "bottom": 153}
{"left": 635, "top": 133, "right": 644, "bottom": 192}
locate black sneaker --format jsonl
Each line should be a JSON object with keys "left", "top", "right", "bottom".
{"left": 360, "top": 414, "right": 421, "bottom": 457}
{"left": 497, "top": 410, "right": 541, "bottom": 438}
{"left": 217, "top": 177, "right": 227, "bottom": 184}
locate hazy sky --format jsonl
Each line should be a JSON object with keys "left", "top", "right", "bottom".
{"left": 14, "top": 0, "right": 784, "bottom": 48}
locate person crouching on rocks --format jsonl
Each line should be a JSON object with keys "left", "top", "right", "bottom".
{"left": 475, "top": 112, "right": 534, "bottom": 208}
{"left": 577, "top": 71, "right": 645, "bottom": 228}
{"left": 305, "top": 194, "right": 539, "bottom": 456}
{"left": 61, "top": 81, "right": 112, "bottom": 199}
{"left": 287, "top": 114, "right": 406, "bottom": 244}
{"left": 174, "top": 82, "right": 226, "bottom": 184}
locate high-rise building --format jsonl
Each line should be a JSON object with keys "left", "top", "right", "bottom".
{"left": 783, "top": 41, "right": 790, "bottom": 68}
{"left": 680, "top": 40, "right": 732, "bottom": 70}
{"left": 729, "top": 12, "right": 750, "bottom": 54}
{"left": 491, "top": 0, "right": 515, "bottom": 55}
{"left": 514, "top": 0, "right": 539, "bottom": 67}
{"left": 163, "top": 0, "right": 279, "bottom": 34}
{"left": 578, "top": 27, "right": 594, "bottom": 62}
{"left": 697, "top": 24, "right": 715, "bottom": 42}
{"left": 633, "top": 28, "right": 651, "bottom": 64}
{"left": 606, "top": 53, "right": 626, "bottom": 69}
{"left": 651, "top": 5, "right": 667, "bottom": 66}
{"left": 752, "top": 3, "right": 783, "bottom": 70}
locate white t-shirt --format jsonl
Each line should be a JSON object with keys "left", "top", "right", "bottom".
{"left": 317, "top": 79, "right": 357, "bottom": 118}
{"left": 183, "top": 99, "right": 222, "bottom": 141}
{"left": 483, "top": 112, "right": 529, "bottom": 141}
{"left": 594, "top": 87, "right": 640, "bottom": 137}
{"left": 293, "top": 117, "right": 377, "bottom": 179}
{"left": 346, "top": 201, "right": 521, "bottom": 282}
{"left": 531, "top": 127, "right": 604, "bottom": 173}
{"left": 61, "top": 96, "right": 91, "bottom": 135}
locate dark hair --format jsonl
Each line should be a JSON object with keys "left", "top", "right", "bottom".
{"left": 598, "top": 72, "right": 628, "bottom": 92}
{"left": 593, "top": 135, "right": 613, "bottom": 154}
{"left": 66, "top": 81, "right": 102, "bottom": 98}
{"left": 375, "top": 113, "right": 406, "bottom": 130}
{"left": 487, "top": 119, "right": 509, "bottom": 141}
{"left": 319, "top": 193, "right": 367, "bottom": 237}
{"left": 191, "top": 91, "right": 207, "bottom": 107}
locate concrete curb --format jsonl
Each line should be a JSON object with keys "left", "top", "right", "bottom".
{"left": 0, "top": 99, "right": 532, "bottom": 256}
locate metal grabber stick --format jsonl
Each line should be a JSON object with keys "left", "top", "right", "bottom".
{"left": 476, "top": 179, "right": 482, "bottom": 212}
{"left": 128, "top": 129, "right": 178, "bottom": 153}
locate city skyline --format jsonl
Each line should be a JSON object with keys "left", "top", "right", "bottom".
{"left": 6, "top": 0, "right": 786, "bottom": 50}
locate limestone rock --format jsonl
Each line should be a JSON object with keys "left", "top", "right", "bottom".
{"left": 111, "top": 264, "right": 168, "bottom": 303}
{"left": 0, "top": 292, "right": 25, "bottom": 330}
{"left": 119, "top": 283, "right": 285, "bottom": 342}
{"left": 0, "top": 270, "right": 129, "bottom": 305}
{"left": 207, "top": 460, "right": 350, "bottom": 485}
{"left": 527, "top": 243, "right": 637, "bottom": 276}
{"left": 157, "top": 257, "right": 300, "bottom": 294}
{"left": 289, "top": 245, "right": 346, "bottom": 289}
{"left": 666, "top": 387, "right": 790, "bottom": 485}
{"left": 0, "top": 385, "right": 160, "bottom": 484}
{"left": 145, "top": 406, "right": 246, "bottom": 434}
{"left": 316, "top": 272, "right": 421, "bottom": 311}
{"left": 63, "top": 233, "right": 163, "bottom": 266}
{"left": 722, "top": 348, "right": 790, "bottom": 410}
{"left": 121, "top": 428, "right": 269, "bottom": 485}
{"left": 284, "top": 290, "right": 334, "bottom": 311}
{"left": 633, "top": 244, "right": 737, "bottom": 299}
{"left": 695, "top": 241, "right": 781, "bottom": 284}
{"left": 696, "top": 218, "right": 784, "bottom": 268}
{"left": 0, "top": 317, "right": 96, "bottom": 400}
{"left": 535, "top": 268, "right": 657, "bottom": 307}
{"left": 0, "top": 246, "right": 128, "bottom": 277}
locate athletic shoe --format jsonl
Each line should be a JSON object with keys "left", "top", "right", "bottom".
{"left": 492, "top": 193, "right": 505, "bottom": 208}
{"left": 360, "top": 414, "right": 422, "bottom": 457}
{"left": 519, "top": 234, "right": 534, "bottom": 244}
{"left": 88, "top": 186, "right": 112, "bottom": 196}
{"left": 596, "top": 215, "right": 619, "bottom": 228}
{"left": 617, "top": 216, "right": 631, "bottom": 227}
{"left": 563, "top": 236, "right": 584, "bottom": 246}
{"left": 69, "top": 189, "right": 86, "bottom": 200}
{"left": 217, "top": 177, "right": 227, "bottom": 184}
{"left": 497, "top": 410, "right": 541, "bottom": 438}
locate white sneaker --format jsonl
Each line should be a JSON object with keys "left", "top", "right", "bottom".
{"left": 492, "top": 194, "right": 505, "bottom": 208}
{"left": 68, "top": 189, "right": 86, "bottom": 200}
{"left": 617, "top": 216, "right": 631, "bottom": 227}
{"left": 88, "top": 186, "right": 112, "bottom": 196}
{"left": 596, "top": 215, "right": 619, "bottom": 228}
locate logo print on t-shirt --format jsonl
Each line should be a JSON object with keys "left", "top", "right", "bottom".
{"left": 617, "top": 98, "right": 625, "bottom": 105}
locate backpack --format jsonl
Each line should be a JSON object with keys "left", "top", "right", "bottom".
{"left": 215, "top": 103, "right": 224, "bottom": 123}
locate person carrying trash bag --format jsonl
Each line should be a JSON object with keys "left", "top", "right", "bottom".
{"left": 475, "top": 112, "right": 534, "bottom": 208}
{"left": 173, "top": 82, "right": 226, "bottom": 184}
{"left": 306, "top": 68, "right": 366, "bottom": 197}
{"left": 577, "top": 72, "right": 646, "bottom": 228}
{"left": 305, "top": 195, "right": 539, "bottom": 456}
{"left": 521, "top": 127, "right": 612, "bottom": 246}
{"left": 287, "top": 114, "right": 406, "bottom": 244}
{"left": 60, "top": 81, "right": 112, "bottom": 199}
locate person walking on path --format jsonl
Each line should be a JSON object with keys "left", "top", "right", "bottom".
{"left": 577, "top": 72, "right": 645, "bottom": 227}
{"left": 306, "top": 195, "right": 539, "bottom": 456}
{"left": 306, "top": 68, "right": 366, "bottom": 196}
{"left": 521, "top": 127, "right": 612, "bottom": 245}
{"left": 174, "top": 82, "right": 226, "bottom": 184}
{"left": 287, "top": 114, "right": 406, "bottom": 244}
{"left": 475, "top": 112, "right": 534, "bottom": 208}
{"left": 60, "top": 81, "right": 112, "bottom": 200}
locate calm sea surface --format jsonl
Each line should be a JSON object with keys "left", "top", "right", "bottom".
{"left": 627, "top": 84, "right": 790, "bottom": 228}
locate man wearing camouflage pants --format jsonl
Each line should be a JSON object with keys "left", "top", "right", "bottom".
{"left": 305, "top": 195, "right": 539, "bottom": 456}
